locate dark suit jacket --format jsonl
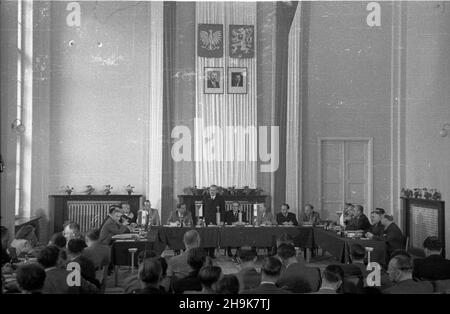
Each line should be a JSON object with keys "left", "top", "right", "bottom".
{"left": 382, "top": 279, "right": 433, "bottom": 294}
{"left": 413, "top": 255, "right": 450, "bottom": 281}
{"left": 224, "top": 210, "right": 246, "bottom": 225}
{"left": 71, "top": 255, "right": 100, "bottom": 288}
{"left": 276, "top": 213, "right": 298, "bottom": 226}
{"left": 374, "top": 222, "right": 406, "bottom": 257}
{"left": 369, "top": 222, "right": 384, "bottom": 237}
{"left": 241, "top": 282, "right": 292, "bottom": 294}
{"left": 277, "top": 263, "right": 321, "bottom": 293}
{"left": 203, "top": 194, "right": 225, "bottom": 225}
{"left": 346, "top": 214, "right": 371, "bottom": 231}
{"left": 132, "top": 286, "right": 167, "bottom": 294}
{"left": 82, "top": 243, "right": 111, "bottom": 270}
{"left": 172, "top": 271, "right": 202, "bottom": 294}
{"left": 42, "top": 268, "right": 98, "bottom": 294}
{"left": 237, "top": 267, "right": 261, "bottom": 292}
{"left": 99, "top": 217, "right": 129, "bottom": 245}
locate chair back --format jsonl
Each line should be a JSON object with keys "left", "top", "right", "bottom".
{"left": 432, "top": 279, "right": 450, "bottom": 293}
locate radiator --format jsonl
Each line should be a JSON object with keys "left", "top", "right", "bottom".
{"left": 67, "top": 201, "right": 121, "bottom": 233}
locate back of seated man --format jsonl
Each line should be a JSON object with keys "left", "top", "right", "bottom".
{"left": 172, "top": 248, "right": 209, "bottom": 294}
{"left": 48, "top": 232, "right": 67, "bottom": 250}
{"left": 132, "top": 258, "right": 167, "bottom": 294}
{"left": 191, "top": 265, "right": 222, "bottom": 294}
{"left": 383, "top": 255, "right": 433, "bottom": 294}
{"left": 314, "top": 265, "right": 344, "bottom": 294}
{"left": 276, "top": 243, "right": 320, "bottom": 293}
{"left": 413, "top": 236, "right": 450, "bottom": 281}
{"left": 124, "top": 250, "right": 158, "bottom": 293}
{"left": 167, "top": 230, "right": 201, "bottom": 280}
{"left": 236, "top": 248, "right": 261, "bottom": 292}
{"left": 38, "top": 245, "right": 98, "bottom": 294}
{"left": 82, "top": 229, "right": 111, "bottom": 270}
{"left": 67, "top": 238, "right": 100, "bottom": 288}
{"left": 16, "top": 263, "right": 46, "bottom": 294}
{"left": 242, "top": 256, "right": 292, "bottom": 294}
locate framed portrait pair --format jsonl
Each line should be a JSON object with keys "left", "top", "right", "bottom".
{"left": 204, "top": 67, "right": 247, "bottom": 94}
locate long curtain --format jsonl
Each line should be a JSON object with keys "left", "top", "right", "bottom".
{"left": 285, "top": 4, "right": 302, "bottom": 214}
{"left": 147, "top": 2, "right": 164, "bottom": 209}
{"left": 195, "top": 2, "right": 257, "bottom": 188}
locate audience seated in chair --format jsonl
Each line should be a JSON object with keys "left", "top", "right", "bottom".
{"left": 48, "top": 233, "right": 67, "bottom": 250}
{"left": 67, "top": 238, "right": 100, "bottom": 288}
{"left": 63, "top": 222, "right": 82, "bottom": 242}
{"left": 124, "top": 250, "right": 158, "bottom": 293}
{"left": 16, "top": 263, "right": 46, "bottom": 294}
{"left": 167, "top": 230, "right": 201, "bottom": 280}
{"left": 38, "top": 245, "right": 98, "bottom": 294}
{"left": 82, "top": 229, "right": 111, "bottom": 271}
{"left": 185, "top": 265, "right": 222, "bottom": 294}
{"left": 216, "top": 274, "right": 240, "bottom": 294}
{"left": 277, "top": 243, "right": 321, "bottom": 293}
{"left": 382, "top": 254, "right": 433, "bottom": 294}
{"left": 172, "top": 248, "right": 211, "bottom": 294}
{"left": 10, "top": 225, "right": 38, "bottom": 257}
{"left": 132, "top": 258, "right": 167, "bottom": 294}
{"left": 241, "top": 257, "right": 291, "bottom": 294}
{"left": 413, "top": 236, "right": 450, "bottom": 281}
{"left": 236, "top": 248, "right": 261, "bottom": 292}
{"left": 314, "top": 265, "right": 344, "bottom": 294}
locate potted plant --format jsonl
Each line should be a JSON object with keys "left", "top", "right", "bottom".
{"left": 84, "top": 185, "right": 95, "bottom": 195}
{"left": 104, "top": 185, "right": 113, "bottom": 195}
{"left": 125, "top": 184, "right": 134, "bottom": 195}
{"left": 61, "top": 185, "right": 74, "bottom": 195}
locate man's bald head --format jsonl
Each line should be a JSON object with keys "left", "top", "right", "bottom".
{"left": 183, "top": 230, "right": 200, "bottom": 249}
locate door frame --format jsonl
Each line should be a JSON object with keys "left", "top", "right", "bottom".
{"left": 318, "top": 137, "right": 373, "bottom": 216}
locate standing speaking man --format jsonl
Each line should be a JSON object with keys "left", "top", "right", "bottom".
{"left": 203, "top": 185, "right": 225, "bottom": 258}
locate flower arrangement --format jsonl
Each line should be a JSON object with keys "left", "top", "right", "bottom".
{"left": 104, "top": 185, "right": 113, "bottom": 195}
{"left": 182, "top": 186, "right": 264, "bottom": 196}
{"left": 84, "top": 185, "right": 95, "bottom": 195}
{"left": 61, "top": 185, "right": 74, "bottom": 195}
{"left": 125, "top": 184, "right": 134, "bottom": 195}
{"left": 402, "top": 187, "right": 441, "bottom": 201}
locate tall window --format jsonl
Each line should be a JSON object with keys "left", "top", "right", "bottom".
{"left": 15, "top": 0, "right": 33, "bottom": 217}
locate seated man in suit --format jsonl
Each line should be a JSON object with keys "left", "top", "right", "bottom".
{"left": 167, "top": 203, "right": 193, "bottom": 227}
{"left": 167, "top": 230, "right": 200, "bottom": 280}
{"left": 224, "top": 202, "right": 245, "bottom": 260}
{"left": 277, "top": 243, "right": 320, "bottom": 293}
{"left": 132, "top": 258, "right": 167, "bottom": 294}
{"left": 314, "top": 265, "right": 344, "bottom": 294}
{"left": 242, "top": 256, "right": 291, "bottom": 294}
{"left": 276, "top": 203, "right": 298, "bottom": 226}
{"left": 345, "top": 205, "right": 371, "bottom": 231}
{"left": 38, "top": 245, "right": 98, "bottom": 294}
{"left": 366, "top": 214, "right": 406, "bottom": 260}
{"left": 413, "top": 236, "right": 450, "bottom": 281}
{"left": 63, "top": 222, "right": 82, "bottom": 243}
{"left": 66, "top": 238, "right": 100, "bottom": 289}
{"left": 99, "top": 207, "right": 130, "bottom": 245}
{"left": 299, "top": 204, "right": 320, "bottom": 225}
{"left": 82, "top": 229, "right": 111, "bottom": 271}
{"left": 368, "top": 208, "right": 385, "bottom": 237}
{"left": 15, "top": 263, "right": 46, "bottom": 294}
{"left": 172, "top": 248, "right": 211, "bottom": 294}
{"left": 383, "top": 255, "right": 433, "bottom": 294}
{"left": 236, "top": 248, "right": 261, "bottom": 292}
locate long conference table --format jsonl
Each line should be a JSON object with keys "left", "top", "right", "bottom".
{"left": 111, "top": 226, "right": 387, "bottom": 278}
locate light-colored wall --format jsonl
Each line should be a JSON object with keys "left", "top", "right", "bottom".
{"left": 302, "top": 1, "right": 393, "bottom": 219}
{"left": 48, "top": 1, "right": 150, "bottom": 198}
{"left": 405, "top": 2, "right": 450, "bottom": 257}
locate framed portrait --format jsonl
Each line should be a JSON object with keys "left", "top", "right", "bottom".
{"left": 228, "top": 67, "right": 247, "bottom": 94}
{"left": 204, "top": 67, "right": 224, "bottom": 94}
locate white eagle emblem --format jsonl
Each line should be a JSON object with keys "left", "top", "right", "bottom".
{"left": 200, "top": 29, "right": 223, "bottom": 51}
